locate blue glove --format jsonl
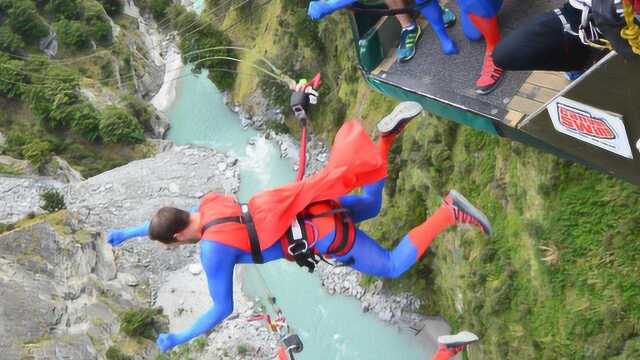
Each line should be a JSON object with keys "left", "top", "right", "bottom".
{"left": 308, "top": 0, "right": 356, "bottom": 20}
{"left": 107, "top": 230, "right": 127, "bottom": 247}
{"left": 106, "top": 222, "right": 150, "bottom": 247}
{"left": 157, "top": 333, "right": 178, "bottom": 353}
{"left": 308, "top": 1, "right": 334, "bottom": 20}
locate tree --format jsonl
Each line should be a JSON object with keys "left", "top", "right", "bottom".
{"left": 55, "top": 19, "right": 89, "bottom": 50}
{"left": 99, "top": 106, "right": 145, "bottom": 144}
{"left": 40, "top": 188, "right": 66, "bottom": 212}
{"left": 22, "top": 139, "right": 53, "bottom": 170}
{"left": 85, "top": 7, "right": 112, "bottom": 45}
{"left": 0, "top": 25, "right": 25, "bottom": 54}
{"left": 7, "top": 0, "right": 49, "bottom": 43}
{"left": 149, "top": 0, "right": 171, "bottom": 21}
{"left": 97, "top": 0, "right": 123, "bottom": 17}
{"left": 26, "top": 66, "right": 80, "bottom": 128}
{"left": 122, "top": 94, "right": 153, "bottom": 131}
{"left": 0, "top": 55, "right": 28, "bottom": 98}
{"left": 46, "top": 0, "right": 82, "bottom": 20}
{"left": 68, "top": 102, "right": 101, "bottom": 141}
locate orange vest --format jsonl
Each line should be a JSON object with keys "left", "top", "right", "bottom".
{"left": 199, "top": 121, "right": 386, "bottom": 252}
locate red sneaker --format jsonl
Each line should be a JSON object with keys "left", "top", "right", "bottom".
{"left": 475, "top": 52, "right": 505, "bottom": 95}
{"left": 443, "top": 190, "right": 492, "bottom": 236}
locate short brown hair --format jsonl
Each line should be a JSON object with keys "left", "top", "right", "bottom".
{"left": 149, "top": 207, "right": 190, "bottom": 244}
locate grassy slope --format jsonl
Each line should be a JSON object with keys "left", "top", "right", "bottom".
{"left": 366, "top": 119, "right": 640, "bottom": 359}
{"left": 213, "top": 3, "right": 640, "bottom": 358}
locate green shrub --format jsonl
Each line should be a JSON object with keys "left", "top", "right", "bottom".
{"left": 0, "top": 25, "right": 25, "bottom": 54}
{"left": 46, "top": 0, "right": 82, "bottom": 20}
{"left": 40, "top": 188, "right": 66, "bottom": 212}
{"left": 119, "top": 308, "right": 162, "bottom": 340}
{"left": 55, "top": 20, "right": 90, "bottom": 49}
{"left": 149, "top": 0, "right": 171, "bottom": 21}
{"left": 265, "top": 119, "right": 290, "bottom": 134}
{"left": 26, "top": 68, "right": 81, "bottom": 128}
{"left": 122, "top": 94, "right": 154, "bottom": 131}
{"left": 99, "top": 106, "right": 145, "bottom": 144}
{"left": 237, "top": 343, "right": 249, "bottom": 355}
{"left": 105, "top": 346, "right": 132, "bottom": 360}
{"left": 85, "top": 8, "right": 112, "bottom": 44}
{"left": 0, "top": 56, "right": 27, "bottom": 98}
{"left": 0, "top": 222, "right": 16, "bottom": 234}
{"left": 170, "top": 5, "right": 237, "bottom": 91}
{"left": 6, "top": 0, "right": 49, "bottom": 43}
{"left": 22, "top": 139, "right": 52, "bottom": 170}
{"left": 97, "top": 0, "right": 123, "bottom": 16}
{"left": 68, "top": 102, "right": 101, "bottom": 141}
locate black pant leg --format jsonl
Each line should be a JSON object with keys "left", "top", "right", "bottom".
{"left": 493, "top": 3, "right": 596, "bottom": 72}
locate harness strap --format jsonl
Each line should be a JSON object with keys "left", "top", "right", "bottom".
{"left": 201, "top": 205, "right": 264, "bottom": 264}
{"left": 328, "top": 209, "right": 351, "bottom": 255}
{"left": 202, "top": 216, "right": 242, "bottom": 230}
{"left": 287, "top": 215, "right": 321, "bottom": 272}
{"left": 241, "top": 204, "right": 264, "bottom": 264}
{"left": 555, "top": 8, "right": 579, "bottom": 35}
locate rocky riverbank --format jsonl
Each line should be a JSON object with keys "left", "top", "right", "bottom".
{"left": 0, "top": 142, "right": 284, "bottom": 359}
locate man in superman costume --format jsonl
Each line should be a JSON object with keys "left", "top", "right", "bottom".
{"left": 106, "top": 102, "right": 492, "bottom": 353}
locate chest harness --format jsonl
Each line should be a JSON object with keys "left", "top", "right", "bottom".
{"left": 201, "top": 200, "right": 355, "bottom": 273}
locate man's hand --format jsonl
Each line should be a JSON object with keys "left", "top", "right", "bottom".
{"left": 157, "top": 333, "right": 178, "bottom": 353}
{"left": 308, "top": 1, "right": 335, "bottom": 20}
{"left": 106, "top": 230, "right": 127, "bottom": 247}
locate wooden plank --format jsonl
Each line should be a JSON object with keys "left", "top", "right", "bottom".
{"left": 526, "top": 71, "right": 570, "bottom": 92}
{"left": 503, "top": 110, "right": 526, "bottom": 127}
{"left": 372, "top": 53, "right": 397, "bottom": 75}
{"left": 517, "top": 83, "right": 558, "bottom": 104}
{"left": 508, "top": 95, "right": 545, "bottom": 116}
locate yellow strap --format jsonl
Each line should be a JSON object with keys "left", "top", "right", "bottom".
{"left": 620, "top": 2, "right": 640, "bottom": 54}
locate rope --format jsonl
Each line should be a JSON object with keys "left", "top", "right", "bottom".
{"left": 621, "top": 0, "right": 640, "bottom": 54}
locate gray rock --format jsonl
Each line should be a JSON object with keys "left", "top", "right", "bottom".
{"left": 0, "top": 174, "right": 65, "bottom": 223}
{"left": 120, "top": 273, "right": 139, "bottom": 287}
{"left": 149, "top": 112, "right": 171, "bottom": 139}
{"left": 43, "top": 156, "right": 85, "bottom": 183}
{"left": 0, "top": 221, "right": 144, "bottom": 358}
{"left": 0, "top": 131, "right": 6, "bottom": 147}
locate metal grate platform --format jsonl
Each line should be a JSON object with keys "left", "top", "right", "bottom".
{"left": 375, "top": 0, "right": 566, "bottom": 121}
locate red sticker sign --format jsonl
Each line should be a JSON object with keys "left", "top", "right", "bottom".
{"left": 557, "top": 104, "right": 616, "bottom": 140}
{"left": 547, "top": 97, "right": 633, "bottom": 159}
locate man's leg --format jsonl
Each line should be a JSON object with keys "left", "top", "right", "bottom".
{"left": 339, "top": 101, "right": 423, "bottom": 223}
{"left": 493, "top": 3, "right": 596, "bottom": 72}
{"left": 389, "top": 0, "right": 423, "bottom": 62}
{"left": 456, "top": 0, "right": 504, "bottom": 94}
{"left": 415, "top": 0, "right": 458, "bottom": 55}
{"left": 335, "top": 190, "right": 492, "bottom": 278}
{"left": 432, "top": 331, "right": 479, "bottom": 360}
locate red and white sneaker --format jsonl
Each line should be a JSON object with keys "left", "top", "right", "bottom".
{"left": 443, "top": 190, "right": 493, "bottom": 236}
{"left": 377, "top": 101, "right": 423, "bottom": 137}
{"left": 475, "top": 52, "right": 505, "bottom": 95}
{"left": 438, "top": 330, "right": 480, "bottom": 349}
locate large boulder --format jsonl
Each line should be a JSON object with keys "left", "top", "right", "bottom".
{"left": 0, "top": 215, "right": 148, "bottom": 359}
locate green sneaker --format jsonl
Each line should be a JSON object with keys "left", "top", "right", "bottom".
{"left": 442, "top": 6, "right": 457, "bottom": 28}
{"left": 396, "top": 25, "right": 422, "bottom": 63}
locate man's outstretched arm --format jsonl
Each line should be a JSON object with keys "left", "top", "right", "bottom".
{"left": 106, "top": 206, "right": 198, "bottom": 247}
{"left": 106, "top": 221, "right": 150, "bottom": 246}
{"left": 156, "top": 241, "right": 237, "bottom": 352}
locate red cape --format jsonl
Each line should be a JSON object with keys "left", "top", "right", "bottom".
{"left": 200, "top": 121, "right": 387, "bottom": 251}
